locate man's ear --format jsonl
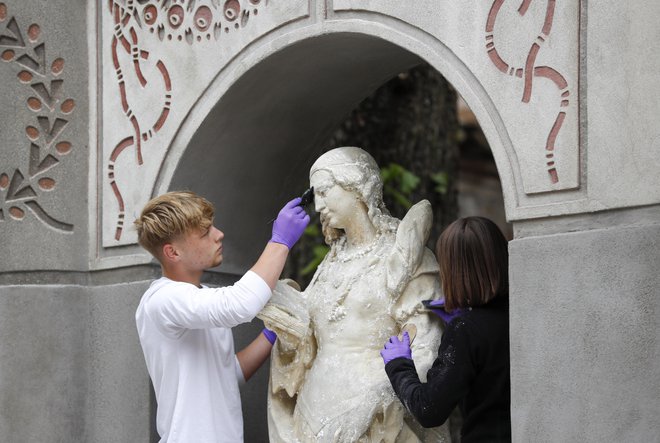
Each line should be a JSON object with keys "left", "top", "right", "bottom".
{"left": 162, "top": 243, "right": 179, "bottom": 262}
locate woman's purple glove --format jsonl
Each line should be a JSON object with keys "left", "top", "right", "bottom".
{"left": 425, "top": 298, "right": 465, "bottom": 323}
{"left": 262, "top": 328, "right": 277, "bottom": 345}
{"left": 380, "top": 331, "right": 412, "bottom": 364}
{"left": 270, "top": 197, "right": 310, "bottom": 249}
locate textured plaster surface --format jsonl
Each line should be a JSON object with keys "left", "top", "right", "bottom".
{"left": 586, "top": 3, "right": 660, "bottom": 210}
{"left": 0, "top": 286, "right": 88, "bottom": 440}
{"left": 0, "top": 281, "right": 151, "bottom": 442}
{"left": 510, "top": 219, "right": 660, "bottom": 442}
{"left": 84, "top": 282, "right": 152, "bottom": 443}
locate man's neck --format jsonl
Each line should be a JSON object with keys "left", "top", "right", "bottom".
{"left": 162, "top": 265, "right": 202, "bottom": 287}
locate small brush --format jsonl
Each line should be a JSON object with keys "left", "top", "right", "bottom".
{"left": 268, "top": 187, "right": 315, "bottom": 224}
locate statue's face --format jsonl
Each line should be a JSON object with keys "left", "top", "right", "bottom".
{"left": 310, "top": 170, "right": 358, "bottom": 230}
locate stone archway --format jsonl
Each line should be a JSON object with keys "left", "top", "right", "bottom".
{"left": 98, "top": 1, "right": 582, "bottom": 262}
{"left": 156, "top": 27, "right": 522, "bottom": 274}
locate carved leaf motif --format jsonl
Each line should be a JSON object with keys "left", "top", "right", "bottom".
{"left": 37, "top": 116, "right": 67, "bottom": 144}
{"left": 6, "top": 170, "right": 36, "bottom": 201}
{"left": 55, "top": 141, "right": 72, "bottom": 155}
{"left": 31, "top": 79, "right": 63, "bottom": 110}
{"left": 17, "top": 69, "right": 31, "bottom": 82}
{"left": 24, "top": 201, "right": 73, "bottom": 232}
{"left": 29, "top": 143, "right": 59, "bottom": 176}
{"left": 16, "top": 42, "right": 45, "bottom": 74}
{"left": 0, "top": 3, "right": 74, "bottom": 232}
{"left": 60, "top": 98, "right": 75, "bottom": 114}
{"left": 1, "top": 49, "right": 14, "bottom": 60}
{"left": 51, "top": 57, "right": 64, "bottom": 75}
{"left": 27, "top": 24, "right": 40, "bottom": 42}
{"left": 0, "top": 17, "right": 25, "bottom": 47}
{"left": 38, "top": 177, "right": 55, "bottom": 190}
{"left": 25, "top": 125, "right": 39, "bottom": 140}
{"left": 27, "top": 97, "right": 42, "bottom": 111}
{"left": 9, "top": 206, "right": 25, "bottom": 219}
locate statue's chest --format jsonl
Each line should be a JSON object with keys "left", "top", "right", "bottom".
{"left": 307, "top": 253, "right": 390, "bottom": 324}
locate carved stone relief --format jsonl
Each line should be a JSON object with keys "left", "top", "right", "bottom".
{"left": 101, "top": 0, "right": 579, "bottom": 249}
{"left": 333, "top": 0, "right": 580, "bottom": 196}
{"left": 486, "top": 0, "right": 575, "bottom": 190}
{"left": 103, "top": 0, "right": 276, "bottom": 244}
{"left": 0, "top": 2, "right": 75, "bottom": 232}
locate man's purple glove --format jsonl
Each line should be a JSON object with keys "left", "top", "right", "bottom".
{"left": 380, "top": 331, "right": 412, "bottom": 364}
{"left": 270, "top": 197, "right": 310, "bottom": 249}
{"left": 425, "top": 298, "right": 465, "bottom": 324}
{"left": 262, "top": 328, "right": 277, "bottom": 345}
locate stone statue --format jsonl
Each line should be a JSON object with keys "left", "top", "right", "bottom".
{"left": 258, "top": 147, "right": 450, "bottom": 442}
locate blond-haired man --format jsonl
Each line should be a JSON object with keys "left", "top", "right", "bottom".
{"left": 134, "top": 191, "right": 309, "bottom": 443}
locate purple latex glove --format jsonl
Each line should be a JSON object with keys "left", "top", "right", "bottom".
{"left": 380, "top": 331, "right": 412, "bottom": 364}
{"left": 270, "top": 197, "right": 310, "bottom": 249}
{"left": 425, "top": 298, "right": 465, "bottom": 323}
{"left": 262, "top": 328, "right": 277, "bottom": 345}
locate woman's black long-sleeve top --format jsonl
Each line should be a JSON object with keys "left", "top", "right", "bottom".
{"left": 385, "top": 296, "right": 511, "bottom": 442}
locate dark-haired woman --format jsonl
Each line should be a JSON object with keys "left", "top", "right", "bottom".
{"left": 380, "top": 216, "right": 511, "bottom": 442}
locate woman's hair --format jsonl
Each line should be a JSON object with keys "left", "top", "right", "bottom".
{"left": 309, "top": 147, "right": 397, "bottom": 244}
{"left": 133, "top": 191, "right": 214, "bottom": 260}
{"left": 436, "top": 216, "right": 509, "bottom": 311}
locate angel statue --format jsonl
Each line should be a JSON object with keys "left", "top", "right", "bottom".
{"left": 258, "top": 147, "right": 450, "bottom": 442}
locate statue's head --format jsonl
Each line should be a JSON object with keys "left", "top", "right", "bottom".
{"left": 310, "top": 147, "right": 394, "bottom": 243}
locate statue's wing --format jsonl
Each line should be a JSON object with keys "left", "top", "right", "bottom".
{"left": 386, "top": 199, "right": 433, "bottom": 297}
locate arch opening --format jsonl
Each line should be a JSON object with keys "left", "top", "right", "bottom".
{"left": 167, "top": 31, "right": 510, "bottom": 274}
{"left": 162, "top": 30, "right": 512, "bottom": 442}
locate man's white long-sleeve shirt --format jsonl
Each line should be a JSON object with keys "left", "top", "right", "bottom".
{"left": 135, "top": 271, "right": 271, "bottom": 443}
